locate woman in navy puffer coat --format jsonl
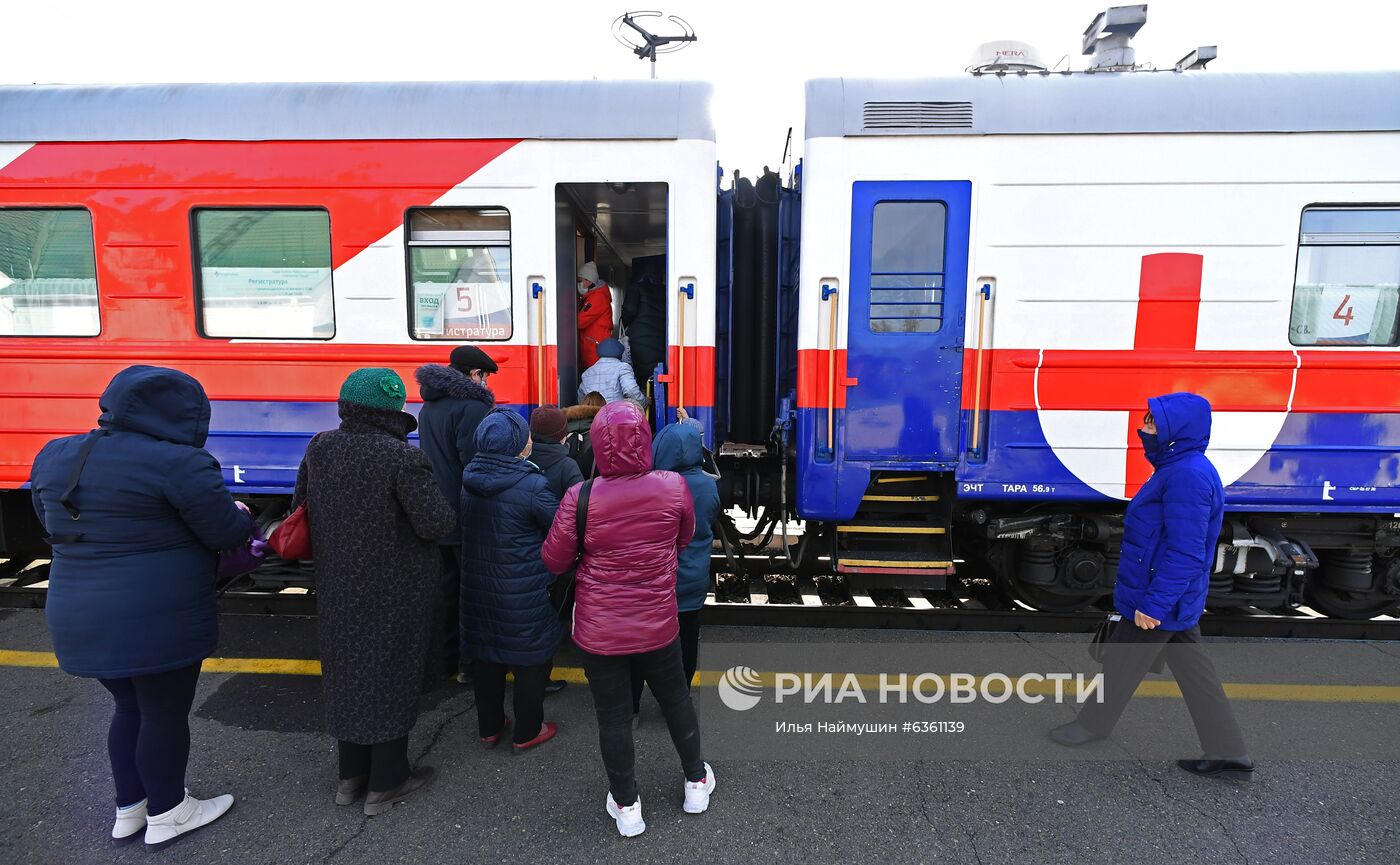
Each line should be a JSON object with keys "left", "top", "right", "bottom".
{"left": 1052, "top": 393, "right": 1252, "bottom": 781}
{"left": 460, "top": 409, "right": 563, "bottom": 750}
{"left": 648, "top": 418, "right": 720, "bottom": 687}
{"left": 30, "top": 365, "right": 252, "bottom": 842}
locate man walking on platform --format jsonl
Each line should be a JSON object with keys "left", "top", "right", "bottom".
{"left": 1050, "top": 392, "right": 1253, "bottom": 781}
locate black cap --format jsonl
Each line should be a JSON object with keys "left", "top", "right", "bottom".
{"left": 449, "top": 345, "right": 499, "bottom": 375}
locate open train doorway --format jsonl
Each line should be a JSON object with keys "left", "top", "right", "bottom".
{"left": 554, "top": 182, "right": 669, "bottom": 415}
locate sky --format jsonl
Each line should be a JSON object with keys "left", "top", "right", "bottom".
{"left": 5, "top": 0, "right": 1398, "bottom": 177}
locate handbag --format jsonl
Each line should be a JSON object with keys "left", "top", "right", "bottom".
{"left": 552, "top": 479, "right": 594, "bottom": 615}
{"left": 268, "top": 502, "right": 312, "bottom": 561}
{"left": 1087, "top": 613, "right": 1121, "bottom": 664}
{"left": 217, "top": 514, "right": 267, "bottom": 579}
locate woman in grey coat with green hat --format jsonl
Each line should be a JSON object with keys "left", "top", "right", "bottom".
{"left": 292, "top": 368, "right": 457, "bottom": 816}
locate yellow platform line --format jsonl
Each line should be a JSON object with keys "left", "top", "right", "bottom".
{"left": 5, "top": 649, "right": 1400, "bottom": 703}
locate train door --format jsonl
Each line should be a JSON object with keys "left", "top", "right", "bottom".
{"left": 554, "top": 182, "right": 669, "bottom": 413}
{"left": 845, "top": 181, "right": 971, "bottom": 465}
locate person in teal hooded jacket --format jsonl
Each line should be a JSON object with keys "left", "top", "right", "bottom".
{"left": 632, "top": 416, "right": 720, "bottom": 713}
{"left": 1050, "top": 393, "right": 1252, "bottom": 781}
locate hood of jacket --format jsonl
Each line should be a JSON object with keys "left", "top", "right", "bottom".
{"left": 652, "top": 420, "right": 703, "bottom": 473}
{"left": 564, "top": 403, "right": 602, "bottom": 424}
{"left": 1145, "top": 392, "right": 1212, "bottom": 467}
{"left": 97, "top": 365, "right": 211, "bottom": 447}
{"left": 463, "top": 452, "right": 539, "bottom": 497}
{"left": 592, "top": 401, "right": 653, "bottom": 477}
{"left": 474, "top": 409, "right": 530, "bottom": 457}
{"left": 415, "top": 363, "right": 495, "bottom": 406}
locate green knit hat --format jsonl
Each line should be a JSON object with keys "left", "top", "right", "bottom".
{"left": 339, "top": 368, "right": 407, "bottom": 412}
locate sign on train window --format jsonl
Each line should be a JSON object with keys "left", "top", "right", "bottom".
{"left": 194, "top": 208, "right": 334, "bottom": 340}
{"left": 1289, "top": 207, "right": 1400, "bottom": 347}
{"left": 869, "top": 201, "right": 945, "bottom": 334}
{"left": 0, "top": 209, "right": 100, "bottom": 337}
{"left": 407, "top": 208, "right": 512, "bottom": 341}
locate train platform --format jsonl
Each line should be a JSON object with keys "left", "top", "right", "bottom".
{"left": 2, "top": 608, "right": 1398, "bottom": 865}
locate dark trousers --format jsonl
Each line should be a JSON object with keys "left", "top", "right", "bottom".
{"left": 1077, "top": 620, "right": 1249, "bottom": 759}
{"left": 630, "top": 609, "right": 702, "bottom": 712}
{"left": 436, "top": 546, "right": 465, "bottom": 676}
{"left": 583, "top": 639, "right": 705, "bottom": 807}
{"left": 98, "top": 662, "right": 203, "bottom": 814}
{"left": 337, "top": 736, "right": 409, "bottom": 793}
{"left": 474, "top": 659, "right": 551, "bottom": 744}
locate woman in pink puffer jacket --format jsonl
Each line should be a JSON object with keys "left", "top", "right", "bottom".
{"left": 542, "top": 401, "right": 715, "bottom": 837}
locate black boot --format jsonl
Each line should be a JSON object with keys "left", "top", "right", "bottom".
{"left": 544, "top": 679, "right": 568, "bottom": 696}
{"left": 1177, "top": 757, "right": 1254, "bottom": 781}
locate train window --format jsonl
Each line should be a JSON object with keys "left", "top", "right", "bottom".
{"left": 193, "top": 208, "right": 334, "bottom": 339}
{"left": 0, "top": 209, "right": 100, "bottom": 337}
{"left": 1289, "top": 207, "right": 1400, "bottom": 347}
{"left": 869, "top": 201, "right": 946, "bottom": 334}
{"left": 406, "top": 207, "right": 512, "bottom": 341}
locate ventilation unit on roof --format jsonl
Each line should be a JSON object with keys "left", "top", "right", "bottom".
{"left": 862, "top": 102, "right": 974, "bottom": 131}
{"left": 969, "top": 40, "right": 1047, "bottom": 74}
{"left": 1082, "top": 4, "right": 1147, "bottom": 70}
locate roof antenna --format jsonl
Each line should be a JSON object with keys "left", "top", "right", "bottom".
{"left": 613, "top": 11, "right": 698, "bottom": 79}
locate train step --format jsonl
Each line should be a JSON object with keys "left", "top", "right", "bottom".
{"left": 835, "top": 471, "right": 954, "bottom": 583}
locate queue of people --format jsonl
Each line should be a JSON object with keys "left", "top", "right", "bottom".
{"left": 28, "top": 351, "right": 1249, "bottom": 848}
{"left": 31, "top": 349, "right": 719, "bottom": 846}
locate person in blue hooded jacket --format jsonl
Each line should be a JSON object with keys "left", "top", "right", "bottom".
{"left": 30, "top": 366, "right": 253, "bottom": 847}
{"left": 630, "top": 414, "right": 720, "bottom": 718}
{"left": 459, "top": 409, "right": 564, "bottom": 752}
{"left": 1050, "top": 393, "right": 1252, "bottom": 781}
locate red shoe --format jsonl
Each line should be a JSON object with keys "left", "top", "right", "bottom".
{"left": 481, "top": 716, "right": 511, "bottom": 748}
{"left": 512, "top": 721, "right": 558, "bottom": 754}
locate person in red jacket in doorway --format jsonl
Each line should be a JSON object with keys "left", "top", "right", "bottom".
{"left": 576, "top": 261, "right": 615, "bottom": 369}
{"left": 542, "top": 401, "right": 715, "bottom": 839}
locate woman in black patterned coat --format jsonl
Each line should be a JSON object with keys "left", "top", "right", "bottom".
{"left": 292, "top": 368, "right": 457, "bottom": 816}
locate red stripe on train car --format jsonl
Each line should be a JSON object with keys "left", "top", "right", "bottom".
{"left": 0, "top": 140, "right": 519, "bottom": 341}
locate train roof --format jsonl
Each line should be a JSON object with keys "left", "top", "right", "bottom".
{"left": 0, "top": 80, "right": 715, "bottom": 143}
{"left": 805, "top": 70, "right": 1400, "bottom": 138}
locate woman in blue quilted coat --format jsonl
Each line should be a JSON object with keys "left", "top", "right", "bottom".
{"left": 30, "top": 366, "right": 253, "bottom": 846}
{"left": 459, "top": 409, "right": 564, "bottom": 752}
{"left": 1050, "top": 392, "right": 1252, "bottom": 780}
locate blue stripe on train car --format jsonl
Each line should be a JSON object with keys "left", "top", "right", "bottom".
{"left": 953, "top": 410, "right": 1400, "bottom": 512}
{"left": 205, "top": 400, "right": 530, "bottom": 494}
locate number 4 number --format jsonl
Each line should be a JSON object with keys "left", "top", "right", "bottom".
{"left": 1332, "top": 294, "right": 1354, "bottom": 326}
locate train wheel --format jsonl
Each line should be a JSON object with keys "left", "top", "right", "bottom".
{"left": 1005, "top": 577, "right": 1099, "bottom": 613}
{"left": 1303, "top": 583, "right": 1399, "bottom": 620}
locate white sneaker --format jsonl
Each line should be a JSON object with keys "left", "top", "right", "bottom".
{"left": 605, "top": 793, "right": 646, "bottom": 837}
{"left": 683, "top": 763, "right": 716, "bottom": 814}
{"left": 144, "top": 789, "right": 234, "bottom": 849}
{"left": 112, "top": 799, "right": 147, "bottom": 841}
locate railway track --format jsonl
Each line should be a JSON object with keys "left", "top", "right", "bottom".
{"left": 5, "top": 558, "right": 1400, "bottom": 640}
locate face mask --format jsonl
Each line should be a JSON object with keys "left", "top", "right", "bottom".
{"left": 577, "top": 283, "right": 591, "bottom": 297}
{"left": 1137, "top": 429, "right": 1159, "bottom": 454}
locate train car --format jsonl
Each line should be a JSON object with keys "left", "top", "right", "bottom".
{"left": 0, "top": 81, "right": 717, "bottom": 565}
{"left": 791, "top": 68, "right": 1400, "bottom": 618}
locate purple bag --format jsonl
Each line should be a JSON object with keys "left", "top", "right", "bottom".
{"left": 218, "top": 516, "right": 268, "bottom": 580}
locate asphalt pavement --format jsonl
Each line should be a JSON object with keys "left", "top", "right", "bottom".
{"left": 1, "top": 608, "right": 1397, "bottom": 865}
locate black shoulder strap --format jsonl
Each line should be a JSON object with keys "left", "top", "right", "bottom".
{"left": 59, "top": 430, "right": 107, "bottom": 521}
{"left": 575, "top": 478, "right": 594, "bottom": 547}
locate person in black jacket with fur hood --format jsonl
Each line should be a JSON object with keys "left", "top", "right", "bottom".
{"left": 415, "top": 345, "right": 497, "bottom": 682}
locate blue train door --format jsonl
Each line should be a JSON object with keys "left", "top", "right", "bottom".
{"left": 846, "top": 181, "right": 970, "bottom": 464}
